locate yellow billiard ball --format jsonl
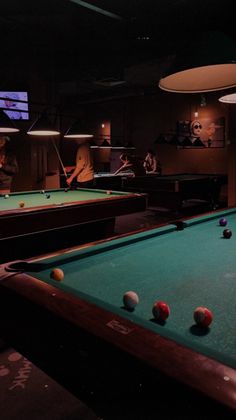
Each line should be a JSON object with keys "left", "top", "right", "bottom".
{"left": 19, "top": 201, "right": 25, "bottom": 208}
{"left": 50, "top": 268, "right": 64, "bottom": 281}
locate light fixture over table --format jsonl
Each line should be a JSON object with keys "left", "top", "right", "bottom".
{"left": 64, "top": 120, "right": 94, "bottom": 138}
{"left": 218, "top": 93, "right": 236, "bottom": 103}
{"left": 0, "top": 110, "right": 20, "bottom": 133}
{"left": 159, "top": 31, "right": 236, "bottom": 93}
{"left": 27, "top": 111, "right": 60, "bottom": 136}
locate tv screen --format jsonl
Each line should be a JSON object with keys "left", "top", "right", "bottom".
{"left": 0, "top": 91, "right": 29, "bottom": 120}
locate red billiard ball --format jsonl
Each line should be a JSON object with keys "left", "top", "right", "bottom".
{"left": 106, "top": 190, "right": 112, "bottom": 195}
{"left": 193, "top": 306, "right": 213, "bottom": 328}
{"left": 223, "top": 229, "right": 232, "bottom": 239}
{"left": 152, "top": 301, "right": 170, "bottom": 321}
{"left": 219, "top": 218, "right": 227, "bottom": 227}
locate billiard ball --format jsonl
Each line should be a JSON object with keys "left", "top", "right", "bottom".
{"left": 106, "top": 190, "right": 112, "bottom": 195}
{"left": 223, "top": 229, "right": 232, "bottom": 239}
{"left": 19, "top": 201, "right": 25, "bottom": 208}
{"left": 123, "top": 291, "right": 139, "bottom": 310}
{"left": 219, "top": 218, "right": 227, "bottom": 227}
{"left": 50, "top": 268, "right": 64, "bottom": 281}
{"left": 4, "top": 194, "right": 9, "bottom": 199}
{"left": 152, "top": 301, "right": 170, "bottom": 321}
{"left": 193, "top": 306, "right": 213, "bottom": 328}
{"left": 46, "top": 194, "right": 51, "bottom": 199}
{"left": 64, "top": 188, "right": 68, "bottom": 192}
{"left": 41, "top": 190, "right": 45, "bottom": 194}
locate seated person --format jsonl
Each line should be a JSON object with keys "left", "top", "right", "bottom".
{"left": 114, "top": 153, "right": 146, "bottom": 177}
{"left": 143, "top": 149, "right": 161, "bottom": 174}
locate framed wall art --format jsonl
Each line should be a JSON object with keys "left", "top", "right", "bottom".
{"left": 176, "top": 117, "right": 225, "bottom": 148}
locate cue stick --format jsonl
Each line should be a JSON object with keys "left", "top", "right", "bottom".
{"left": 51, "top": 138, "right": 68, "bottom": 179}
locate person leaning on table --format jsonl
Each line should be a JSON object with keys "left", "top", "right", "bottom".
{"left": 66, "top": 138, "right": 94, "bottom": 188}
{"left": 114, "top": 153, "right": 146, "bottom": 177}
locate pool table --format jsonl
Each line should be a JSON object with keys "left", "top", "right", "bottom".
{"left": 93, "top": 171, "right": 134, "bottom": 190}
{"left": 1, "top": 207, "right": 236, "bottom": 410}
{"left": 60, "top": 171, "right": 134, "bottom": 190}
{"left": 0, "top": 188, "right": 146, "bottom": 262}
{"left": 122, "top": 173, "right": 227, "bottom": 211}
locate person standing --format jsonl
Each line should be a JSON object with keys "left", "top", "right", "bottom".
{"left": 66, "top": 139, "right": 94, "bottom": 188}
{"left": 0, "top": 136, "right": 18, "bottom": 194}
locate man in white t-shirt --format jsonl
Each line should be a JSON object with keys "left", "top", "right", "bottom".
{"left": 66, "top": 139, "right": 94, "bottom": 188}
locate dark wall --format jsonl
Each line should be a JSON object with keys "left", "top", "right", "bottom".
{"left": 75, "top": 90, "right": 229, "bottom": 176}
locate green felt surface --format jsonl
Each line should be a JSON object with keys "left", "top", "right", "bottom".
{"left": 25, "top": 209, "right": 236, "bottom": 369}
{"left": 0, "top": 188, "right": 128, "bottom": 211}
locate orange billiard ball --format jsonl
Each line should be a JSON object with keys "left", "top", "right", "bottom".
{"left": 50, "top": 268, "right": 64, "bottom": 281}
{"left": 19, "top": 201, "right": 25, "bottom": 208}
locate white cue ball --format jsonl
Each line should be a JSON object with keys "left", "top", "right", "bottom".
{"left": 123, "top": 291, "right": 139, "bottom": 309}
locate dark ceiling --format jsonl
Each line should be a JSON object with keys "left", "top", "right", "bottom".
{"left": 1, "top": 0, "right": 235, "bottom": 103}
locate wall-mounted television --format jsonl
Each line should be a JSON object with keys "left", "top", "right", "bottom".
{"left": 0, "top": 91, "right": 29, "bottom": 120}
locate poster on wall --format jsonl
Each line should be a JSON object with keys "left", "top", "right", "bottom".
{"left": 177, "top": 117, "right": 225, "bottom": 148}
